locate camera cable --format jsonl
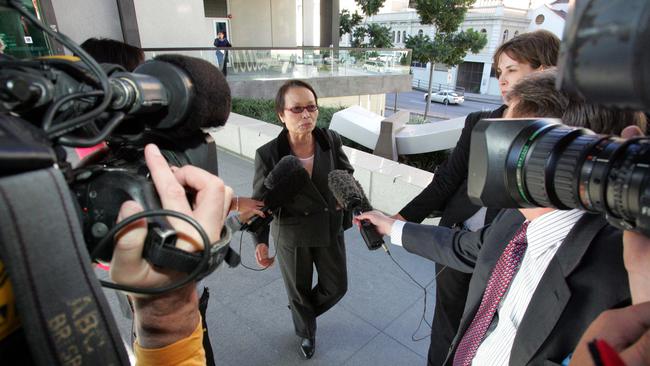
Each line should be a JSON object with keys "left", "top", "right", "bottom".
{"left": 383, "top": 245, "right": 447, "bottom": 342}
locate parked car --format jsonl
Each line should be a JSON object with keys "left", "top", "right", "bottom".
{"left": 362, "top": 60, "right": 386, "bottom": 73}
{"left": 423, "top": 91, "right": 464, "bottom": 105}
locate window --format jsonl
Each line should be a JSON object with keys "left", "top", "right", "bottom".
{"left": 480, "top": 28, "right": 487, "bottom": 34}
{"left": 204, "top": 0, "right": 228, "bottom": 17}
{"left": 402, "top": 30, "right": 407, "bottom": 40}
{"left": 397, "top": 31, "right": 401, "bottom": 43}
{"left": 535, "top": 14, "right": 545, "bottom": 25}
{"left": 392, "top": 31, "right": 396, "bottom": 42}
{"left": 514, "top": 30, "right": 519, "bottom": 37}
{"left": 502, "top": 29, "right": 509, "bottom": 43}
{"left": 434, "top": 63, "right": 448, "bottom": 72}
{"left": 418, "top": 29, "right": 423, "bottom": 36}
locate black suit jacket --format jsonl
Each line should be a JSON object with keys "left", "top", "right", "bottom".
{"left": 402, "top": 209, "right": 631, "bottom": 365}
{"left": 252, "top": 128, "right": 353, "bottom": 247}
{"left": 399, "top": 105, "right": 507, "bottom": 226}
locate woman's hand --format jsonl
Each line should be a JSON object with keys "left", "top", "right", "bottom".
{"left": 231, "top": 196, "right": 265, "bottom": 223}
{"left": 255, "top": 243, "right": 274, "bottom": 268}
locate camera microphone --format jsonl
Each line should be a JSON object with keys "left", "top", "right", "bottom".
{"left": 241, "top": 155, "right": 311, "bottom": 234}
{"left": 109, "top": 54, "right": 231, "bottom": 139}
{"left": 328, "top": 170, "right": 385, "bottom": 250}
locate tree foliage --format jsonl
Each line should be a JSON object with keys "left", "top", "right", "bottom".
{"left": 339, "top": 9, "right": 363, "bottom": 37}
{"left": 413, "top": 0, "right": 474, "bottom": 33}
{"left": 407, "top": 0, "right": 485, "bottom": 118}
{"left": 407, "top": 29, "right": 486, "bottom": 67}
{"left": 366, "top": 23, "right": 394, "bottom": 48}
{"left": 355, "top": 0, "right": 386, "bottom": 17}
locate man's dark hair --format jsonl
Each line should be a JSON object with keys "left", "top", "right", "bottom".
{"left": 507, "top": 68, "right": 568, "bottom": 118}
{"left": 274, "top": 80, "right": 318, "bottom": 117}
{"left": 508, "top": 68, "right": 647, "bottom": 134}
{"left": 493, "top": 30, "right": 560, "bottom": 77}
{"left": 80, "top": 38, "right": 145, "bottom": 72}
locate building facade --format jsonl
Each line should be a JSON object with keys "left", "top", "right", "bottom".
{"left": 360, "top": 0, "right": 566, "bottom": 96}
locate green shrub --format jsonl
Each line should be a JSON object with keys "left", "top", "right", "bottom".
{"left": 231, "top": 98, "right": 448, "bottom": 173}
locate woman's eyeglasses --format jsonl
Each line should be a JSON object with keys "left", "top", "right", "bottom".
{"left": 285, "top": 105, "right": 319, "bottom": 114}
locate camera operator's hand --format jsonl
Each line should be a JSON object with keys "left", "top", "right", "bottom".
{"left": 354, "top": 210, "right": 395, "bottom": 236}
{"left": 569, "top": 302, "right": 650, "bottom": 366}
{"left": 110, "top": 144, "right": 232, "bottom": 349}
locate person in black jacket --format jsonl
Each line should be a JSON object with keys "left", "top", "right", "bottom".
{"left": 392, "top": 30, "right": 561, "bottom": 366}
{"left": 252, "top": 80, "right": 354, "bottom": 359}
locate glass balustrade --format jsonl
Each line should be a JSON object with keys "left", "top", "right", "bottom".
{"left": 142, "top": 47, "right": 412, "bottom": 80}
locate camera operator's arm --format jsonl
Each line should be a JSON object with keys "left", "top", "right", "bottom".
{"left": 619, "top": 126, "right": 650, "bottom": 304}
{"left": 623, "top": 231, "right": 650, "bottom": 304}
{"left": 111, "top": 144, "right": 231, "bottom": 362}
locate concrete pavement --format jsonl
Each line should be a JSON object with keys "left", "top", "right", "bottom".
{"left": 102, "top": 148, "right": 442, "bottom": 366}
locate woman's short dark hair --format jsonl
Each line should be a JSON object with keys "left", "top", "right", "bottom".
{"left": 493, "top": 30, "right": 560, "bottom": 77}
{"left": 274, "top": 80, "right": 318, "bottom": 116}
{"left": 80, "top": 38, "right": 145, "bottom": 72}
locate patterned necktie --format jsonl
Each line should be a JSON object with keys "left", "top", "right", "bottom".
{"left": 452, "top": 221, "right": 530, "bottom": 366}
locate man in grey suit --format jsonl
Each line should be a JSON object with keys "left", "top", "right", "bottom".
{"left": 358, "top": 206, "right": 630, "bottom": 365}
{"left": 355, "top": 72, "right": 636, "bottom": 365}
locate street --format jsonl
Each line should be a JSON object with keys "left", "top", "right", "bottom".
{"left": 386, "top": 90, "right": 502, "bottom": 121}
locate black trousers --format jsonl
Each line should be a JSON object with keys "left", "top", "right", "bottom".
{"left": 276, "top": 233, "right": 347, "bottom": 338}
{"left": 428, "top": 263, "right": 472, "bottom": 366}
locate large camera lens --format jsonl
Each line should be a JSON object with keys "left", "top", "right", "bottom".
{"left": 499, "top": 120, "right": 650, "bottom": 234}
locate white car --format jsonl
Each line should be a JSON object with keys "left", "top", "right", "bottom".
{"left": 424, "top": 91, "right": 464, "bottom": 105}
{"left": 363, "top": 60, "right": 386, "bottom": 73}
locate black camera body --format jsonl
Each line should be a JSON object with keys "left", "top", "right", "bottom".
{"left": 469, "top": 118, "right": 650, "bottom": 235}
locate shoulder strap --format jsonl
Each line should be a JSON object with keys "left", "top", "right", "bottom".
{"left": 0, "top": 168, "right": 129, "bottom": 366}
{"left": 325, "top": 129, "right": 341, "bottom": 170}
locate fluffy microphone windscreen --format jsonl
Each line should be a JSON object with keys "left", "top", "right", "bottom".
{"left": 153, "top": 54, "right": 231, "bottom": 136}
{"left": 264, "top": 155, "right": 311, "bottom": 208}
{"left": 327, "top": 170, "right": 362, "bottom": 210}
{"left": 353, "top": 179, "right": 373, "bottom": 212}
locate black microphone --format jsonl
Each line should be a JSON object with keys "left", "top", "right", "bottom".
{"left": 328, "top": 170, "right": 385, "bottom": 250}
{"left": 241, "top": 155, "right": 311, "bottom": 234}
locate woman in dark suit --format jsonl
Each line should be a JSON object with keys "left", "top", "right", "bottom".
{"left": 252, "top": 80, "right": 353, "bottom": 359}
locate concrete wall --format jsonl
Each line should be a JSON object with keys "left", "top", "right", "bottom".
{"left": 210, "top": 113, "right": 439, "bottom": 225}
{"left": 51, "top": 0, "right": 123, "bottom": 44}
{"left": 133, "top": 0, "right": 215, "bottom": 48}
{"left": 320, "top": 94, "right": 386, "bottom": 116}
{"left": 271, "top": 0, "right": 297, "bottom": 47}
{"left": 230, "top": 0, "right": 273, "bottom": 46}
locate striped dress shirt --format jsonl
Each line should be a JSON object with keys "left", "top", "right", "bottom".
{"left": 471, "top": 209, "right": 584, "bottom": 365}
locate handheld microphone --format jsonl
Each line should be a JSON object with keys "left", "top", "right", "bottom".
{"left": 327, "top": 170, "right": 385, "bottom": 250}
{"left": 241, "top": 155, "right": 311, "bottom": 234}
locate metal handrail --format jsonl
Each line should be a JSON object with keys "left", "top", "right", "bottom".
{"left": 143, "top": 46, "right": 412, "bottom": 52}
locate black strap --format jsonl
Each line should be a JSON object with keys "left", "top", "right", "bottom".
{"left": 0, "top": 168, "right": 129, "bottom": 366}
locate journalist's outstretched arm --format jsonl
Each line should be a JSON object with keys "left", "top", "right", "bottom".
{"left": 355, "top": 209, "right": 522, "bottom": 273}
{"left": 111, "top": 144, "right": 232, "bottom": 365}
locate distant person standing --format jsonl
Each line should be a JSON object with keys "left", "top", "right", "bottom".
{"left": 213, "top": 31, "right": 231, "bottom": 75}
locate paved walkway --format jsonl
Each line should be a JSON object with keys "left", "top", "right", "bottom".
{"left": 103, "top": 149, "right": 441, "bottom": 366}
